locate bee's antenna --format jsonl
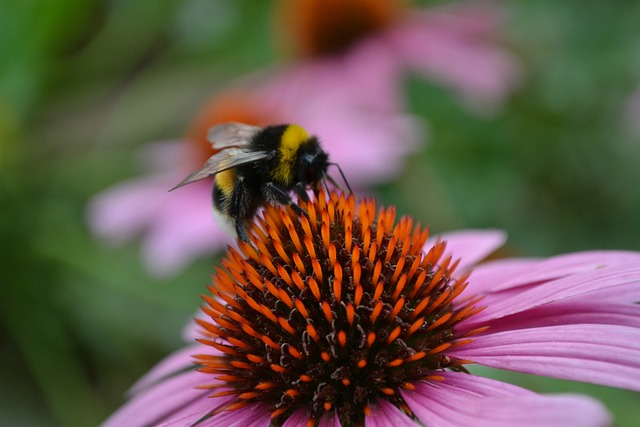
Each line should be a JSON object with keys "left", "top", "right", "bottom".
{"left": 327, "top": 162, "right": 353, "bottom": 194}
{"left": 321, "top": 178, "right": 331, "bottom": 195}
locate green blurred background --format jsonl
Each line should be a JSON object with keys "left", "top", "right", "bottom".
{"left": 1, "top": 0, "right": 639, "bottom": 425}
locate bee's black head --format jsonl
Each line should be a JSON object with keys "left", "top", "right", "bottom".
{"left": 297, "top": 137, "right": 329, "bottom": 185}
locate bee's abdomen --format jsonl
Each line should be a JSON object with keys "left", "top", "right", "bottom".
{"left": 214, "top": 170, "right": 235, "bottom": 196}
{"left": 213, "top": 169, "right": 235, "bottom": 211}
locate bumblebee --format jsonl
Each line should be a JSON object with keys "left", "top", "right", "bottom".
{"left": 171, "top": 122, "right": 350, "bottom": 242}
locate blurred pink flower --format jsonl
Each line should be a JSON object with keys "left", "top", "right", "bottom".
{"left": 101, "top": 194, "right": 640, "bottom": 426}
{"left": 87, "top": 82, "right": 421, "bottom": 277}
{"left": 87, "top": 0, "right": 521, "bottom": 277}
{"left": 274, "top": 0, "right": 521, "bottom": 114}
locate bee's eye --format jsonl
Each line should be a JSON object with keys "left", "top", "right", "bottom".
{"left": 298, "top": 143, "right": 328, "bottom": 183}
{"left": 302, "top": 153, "right": 317, "bottom": 165}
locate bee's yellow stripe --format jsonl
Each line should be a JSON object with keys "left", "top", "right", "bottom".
{"left": 272, "top": 124, "right": 309, "bottom": 183}
{"left": 215, "top": 169, "right": 235, "bottom": 197}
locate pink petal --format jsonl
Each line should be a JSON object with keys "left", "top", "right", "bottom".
{"left": 140, "top": 180, "right": 231, "bottom": 276}
{"left": 195, "top": 403, "right": 272, "bottom": 427}
{"left": 451, "top": 324, "right": 640, "bottom": 391}
{"left": 340, "top": 37, "right": 406, "bottom": 111}
{"left": 403, "top": 372, "right": 611, "bottom": 427}
{"left": 87, "top": 172, "right": 231, "bottom": 277}
{"left": 468, "top": 266, "right": 640, "bottom": 324}
{"left": 487, "top": 251, "right": 640, "bottom": 293}
{"left": 317, "top": 414, "right": 341, "bottom": 427}
{"left": 129, "top": 344, "right": 203, "bottom": 395}
{"left": 154, "top": 399, "right": 273, "bottom": 427}
{"left": 283, "top": 410, "right": 341, "bottom": 427}
{"left": 463, "top": 258, "right": 539, "bottom": 297}
{"left": 154, "top": 396, "right": 234, "bottom": 427}
{"left": 282, "top": 409, "right": 312, "bottom": 427}
{"left": 425, "top": 229, "right": 507, "bottom": 271}
{"left": 264, "top": 51, "right": 403, "bottom": 113}
{"left": 431, "top": 370, "right": 532, "bottom": 397}
{"left": 366, "top": 399, "right": 421, "bottom": 427}
{"left": 101, "top": 370, "right": 214, "bottom": 427}
{"left": 388, "top": 4, "right": 521, "bottom": 113}
{"left": 568, "top": 280, "right": 640, "bottom": 304}
{"left": 471, "top": 301, "right": 640, "bottom": 334}
{"left": 183, "top": 311, "right": 209, "bottom": 342}
{"left": 409, "top": 2, "right": 507, "bottom": 38}
{"left": 87, "top": 174, "right": 177, "bottom": 244}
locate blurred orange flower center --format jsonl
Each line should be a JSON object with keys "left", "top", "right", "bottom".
{"left": 278, "top": 0, "right": 406, "bottom": 57}
{"left": 185, "top": 91, "right": 276, "bottom": 166}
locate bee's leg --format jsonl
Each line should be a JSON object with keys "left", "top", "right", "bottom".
{"left": 230, "top": 177, "right": 251, "bottom": 242}
{"left": 262, "top": 182, "right": 309, "bottom": 218}
{"left": 292, "top": 182, "right": 310, "bottom": 203}
{"left": 290, "top": 203, "right": 309, "bottom": 218}
{"left": 235, "top": 220, "right": 250, "bottom": 242}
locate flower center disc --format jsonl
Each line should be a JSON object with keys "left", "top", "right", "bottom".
{"left": 276, "top": 0, "right": 405, "bottom": 57}
{"left": 185, "top": 91, "right": 275, "bottom": 167}
{"left": 196, "top": 191, "right": 482, "bottom": 426}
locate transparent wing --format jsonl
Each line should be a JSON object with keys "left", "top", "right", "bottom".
{"left": 169, "top": 148, "right": 270, "bottom": 191}
{"left": 207, "top": 122, "right": 262, "bottom": 150}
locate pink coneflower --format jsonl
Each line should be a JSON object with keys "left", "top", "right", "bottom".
{"left": 102, "top": 191, "right": 640, "bottom": 426}
{"left": 87, "top": 1, "right": 519, "bottom": 277}
{"left": 273, "top": 0, "right": 521, "bottom": 113}
{"left": 87, "top": 86, "right": 420, "bottom": 277}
